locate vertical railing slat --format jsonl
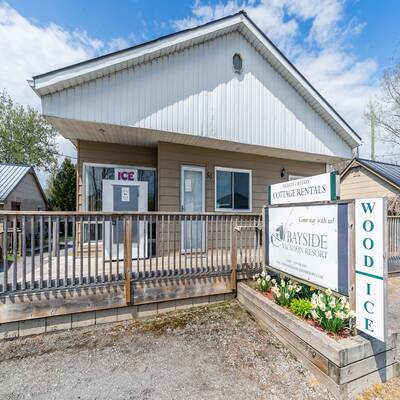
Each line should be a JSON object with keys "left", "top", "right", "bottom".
{"left": 3, "top": 217, "right": 8, "bottom": 292}
{"left": 72, "top": 216, "right": 76, "bottom": 285}
{"left": 39, "top": 215, "right": 44, "bottom": 289}
{"left": 102, "top": 215, "right": 106, "bottom": 282}
{"left": 56, "top": 216, "right": 60, "bottom": 287}
{"left": 22, "top": 216, "right": 26, "bottom": 290}
{"left": 48, "top": 216, "right": 52, "bottom": 288}
{"left": 30, "top": 216, "right": 35, "bottom": 289}
{"left": 64, "top": 216, "right": 68, "bottom": 286}
{"left": 12, "top": 215, "right": 17, "bottom": 291}
{"left": 80, "top": 216, "right": 84, "bottom": 285}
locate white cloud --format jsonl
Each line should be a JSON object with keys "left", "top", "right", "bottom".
{"left": 173, "top": 0, "right": 379, "bottom": 157}
{"left": 0, "top": 2, "right": 139, "bottom": 183}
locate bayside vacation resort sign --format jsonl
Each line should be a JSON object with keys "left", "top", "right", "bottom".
{"left": 265, "top": 174, "right": 388, "bottom": 342}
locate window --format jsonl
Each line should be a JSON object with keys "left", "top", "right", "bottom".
{"left": 215, "top": 167, "right": 251, "bottom": 211}
{"left": 84, "top": 164, "right": 156, "bottom": 211}
{"left": 233, "top": 53, "right": 243, "bottom": 74}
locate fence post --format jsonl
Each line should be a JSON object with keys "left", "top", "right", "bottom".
{"left": 231, "top": 226, "right": 238, "bottom": 292}
{"left": 124, "top": 217, "right": 132, "bottom": 305}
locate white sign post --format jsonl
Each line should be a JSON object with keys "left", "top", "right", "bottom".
{"left": 268, "top": 172, "right": 338, "bottom": 205}
{"left": 355, "top": 198, "right": 388, "bottom": 342}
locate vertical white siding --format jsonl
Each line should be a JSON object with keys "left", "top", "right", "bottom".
{"left": 43, "top": 32, "right": 351, "bottom": 158}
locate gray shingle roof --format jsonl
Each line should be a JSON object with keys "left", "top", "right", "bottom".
{"left": 357, "top": 158, "right": 400, "bottom": 188}
{"left": 0, "top": 164, "right": 31, "bottom": 202}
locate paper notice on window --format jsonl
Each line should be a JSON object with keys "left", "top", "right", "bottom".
{"left": 185, "top": 179, "right": 192, "bottom": 192}
{"left": 121, "top": 187, "right": 130, "bottom": 202}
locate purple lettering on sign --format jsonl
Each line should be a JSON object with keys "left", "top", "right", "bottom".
{"left": 115, "top": 168, "right": 137, "bottom": 181}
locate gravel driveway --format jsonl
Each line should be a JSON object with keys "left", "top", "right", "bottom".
{"left": 0, "top": 301, "right": 334, "bottom": 400}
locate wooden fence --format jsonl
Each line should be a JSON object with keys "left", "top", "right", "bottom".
{"left": 388, "top": 216, "right": 400, "bottom": 271}
{"left": 0, "top": 212, "right": 262, "bottom": 323}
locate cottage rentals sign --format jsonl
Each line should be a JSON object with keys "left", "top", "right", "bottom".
{"left": 268, "top": 172, "right": 338, "bottom": 205}
{"left": 355, "top": 198, "right": 388, "bottom": 342}
{"left": 265, "top": 204, "right": 348, "bottom": 294}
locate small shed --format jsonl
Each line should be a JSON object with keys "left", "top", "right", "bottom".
{"left": 0, "top": 164, "right": 48, "bottom": 259}
{"left": 0, "top": 164, "right": 48, "bottom": 211}
{"left": 340, "top": 158, "right": 400, "bottom": 200}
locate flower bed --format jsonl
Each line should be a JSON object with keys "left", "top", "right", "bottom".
{"left": 237, "top": 280, "right": 399, "bottom": 400}
{"left": 253, "top": 272, "right": 355, "bottom": 339}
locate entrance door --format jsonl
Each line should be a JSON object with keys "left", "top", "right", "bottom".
{"left": 102, "top": 180, "right": 148, "bottom": 260}
{"left": 180, "top": 165, "right": 205, "bottom": 252}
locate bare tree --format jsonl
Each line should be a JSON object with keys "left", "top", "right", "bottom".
{"left": 366, "top": 62, "right": 400, "bottom": 152}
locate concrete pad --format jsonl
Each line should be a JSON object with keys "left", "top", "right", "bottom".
{"left": 46, "top": 315, "right": 72, "bottom": 333}
{"left": 137, "top": 303, "right": 157, "bottom": 318}
{"left": 96, "top": 309, "right": 117, "bottom": 325}
{"left": 192, "top": 296, "right": 209, "bottom": 307}
{"left": 19, "top": 318, "right": 46, "bottom": 337}
{"left": 157, "top": 301, "right": 176, "bottom": 315}
{"left": 71, "top": 312, "right": 96, "bottom": 328}
{"left": 209, "top": 294, "right": 226, "bottom": 303}
{"left": 0, "top": 322, "right": 19, "bottom": 340}
{"left": 224, "top": 293, "right": 236, "bottom": 301}
{"left": 117, "top": 305, "right": 138, "bottom": 321}
{"left": 175, "top": 298, "right": 193, "bottom": 310}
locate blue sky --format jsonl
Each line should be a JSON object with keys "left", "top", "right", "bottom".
{"left": 1, "top": 0, "right": 400, "bottom": 164}
{"left": 7, "top": 0, "right": 399, "bottom": 72}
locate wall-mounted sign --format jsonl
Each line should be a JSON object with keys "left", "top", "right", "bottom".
{"left": 268, "top": 172, "right": 338, "bottom": 205}
{"left": 121, "top": 187, "right": 130, "bottom": 202}
{"left": 355, "top": 198, "right": 387, "bottom": 342}
{"left": 115, "top": 168, "right": 137, "bottom": 181}
{"left": 265, "top": 203, "right": 348, "bottom": 294}
{"left": 185, "top": 179, "right": 192, "bottom": 193}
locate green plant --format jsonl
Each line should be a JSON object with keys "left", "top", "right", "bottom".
{"left": 290, "top": 298, "right": 312, "bottom": 319}
{"left": 297, "top": 284, "right": 318, "bottom": 299}
{"left": 271, "top": 278, "right": 301, "bottom": 307}
{"left": 311, "top": 289, "right": 355, "bottom": 334}
{"left": 253, "top": 271, "right": 272, "bottom": 292}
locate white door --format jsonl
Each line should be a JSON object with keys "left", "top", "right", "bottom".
{"left": 102, "top": 180, "right": 148, "bottom": 260}
{"left": 181, "top": 165, "right": 205, "bottom": 252}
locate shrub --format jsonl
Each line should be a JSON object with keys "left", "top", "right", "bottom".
{"left": 311, "top": 289, "right": 355, "bottom": 333}
{"left": 253, "top": 271, "right": 272, "bottom": 292}
{"left": 290, "top": 298, "right": 312, "bottom": 319}
{"left": 271, "top": 278, "right": 302, "bottom": 307}
{"left": 298, "top": 284, "right": 318, "bottom": 299}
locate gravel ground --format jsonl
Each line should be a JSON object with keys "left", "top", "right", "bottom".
{"left": 1, "top": 299, "right": 399, "bottom": 400}
{"left": 0, "top": 301, "right": 333, "bottom": 400}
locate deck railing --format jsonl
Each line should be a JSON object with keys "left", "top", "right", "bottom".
{"left": 0, "top": 212, "right": 262, "bottom": 294}
{"left": 388, "top": 216, "right": 400, "bottom": 270}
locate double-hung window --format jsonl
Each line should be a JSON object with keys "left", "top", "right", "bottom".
{"left": 215, "top": 167, "right": 252, "bottom": 211}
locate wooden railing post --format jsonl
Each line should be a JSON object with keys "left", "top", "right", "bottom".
{"left": 124, "top": 216, "right": 132, "bottom": 305}
{"left": 231, "top": 226, "right": 238, "bottom": 292}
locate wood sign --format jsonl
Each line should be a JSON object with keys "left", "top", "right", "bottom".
{"left": 355, "top": 198, "right": 388, "bottom": 342}
{"left": 268, "top": 172, "right": 338, "bottom": 205}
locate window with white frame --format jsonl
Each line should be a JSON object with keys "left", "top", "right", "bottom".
{"left": 215, "top": 167, "right": 252, "bottom": 211}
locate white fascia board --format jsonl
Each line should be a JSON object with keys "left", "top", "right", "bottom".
{"left": 32, "top": 14, "right": 243, "bottom": 93}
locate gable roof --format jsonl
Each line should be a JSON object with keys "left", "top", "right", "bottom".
{"left": 30, "top": 11, "right": 361, "bottom": 150}
{"left": 341, "top": 158, "right": 400, "bottom": 190}
{"left": 0, "top": 164, "right": 47, "bottom": 204}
